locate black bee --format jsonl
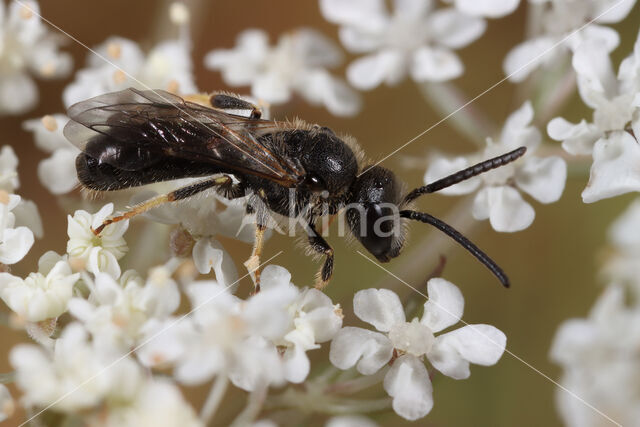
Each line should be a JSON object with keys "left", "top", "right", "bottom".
{"left": 65, "top": 88, "right": 525, "bottom": 289}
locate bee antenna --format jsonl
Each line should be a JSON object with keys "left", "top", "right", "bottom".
{"left": 399, "top": 210, "right": 510, "bottom": 288}
{"left": 403, "top": 146, "right": 526, "bottom": 204}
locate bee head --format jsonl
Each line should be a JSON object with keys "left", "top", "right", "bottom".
{"left": 347, "top": 166, "right": 406, "bottom": 262}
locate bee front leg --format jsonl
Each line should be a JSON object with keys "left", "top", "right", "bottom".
{"left": 307, "top": 223, "right": 334, "bottom": 290}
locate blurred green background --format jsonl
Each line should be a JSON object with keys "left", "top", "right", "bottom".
{"left": 1, "top": 1, "right": 639, "bottom": 426}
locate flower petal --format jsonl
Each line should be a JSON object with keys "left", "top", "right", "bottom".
{"left": 0, "top": 227, "right": 34, "bottom": 264}
{"left": 353, "top": 288, "right": 405, "bottom": 331}
{"left": 37, "top": 149, "right": 79, "bottom": 194}
{"left": 592, "top": 0, "right": 636, "bottom": 23}
{"left": 547, "top": 117, "right": 602, "bottom": 155}
{"left": 582, "top": 132, "right": 640, "bottom": 203}
{"left": 453, "top": 0, "right": 519, "bottom": 18}
{"left": 472, "top": 186, "right": 535, "bottom": 232}
{"left": 319, "top": 0, "right": 388, "bottom": 31}
{"left": 500, "top": 101, "right": 541, "bottom": 151}
{"left": 383, "top": 355, "right": 433, "bottom": 420}
{"left": 428, "top": 324, "right": 506, "bottom": 379}
{"left": 425, "top": 155, "right": 481, "bottom": 195}
{"left": 192, "top": 237, "right": 238, "bottom": 290}
{"left": 329, "top": 327, "right": 393, "bottom": 374}
{"left": 503, "top": 37, "right": 556, "bottom": 83}
{"left": 411, "top": 47, "right": 463, "bottom": 82}
{"left": 0, "top": 73, "right": 38, "bottom": 115}
{"left": 421, "top": 278, "right": 464, "bottom": 332}
{"left": 428, "top": 8, "right": 486, "bottom": 49}
{"left": 347, "top": 51, "right": 406, "bottom": 90}
{"left": 282, "top": 344, "right": 310, "bottom": 383}
{"left": 515, "top": 156, "right": 567, "bottom": 203}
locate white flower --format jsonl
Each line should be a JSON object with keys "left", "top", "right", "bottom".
{"left": 320, "top": 0, "right": 486, "bottom": 89}
{"left": 137, "top": 266, "right": 326, "bottom": 391}
{"left": 0, "top": 145, "right": 19, "bottom": 192}
{"left": 68, "top": 271, "right": 150, "bottom": 350}
{"left": 0, "top": 384, "right": 14, "bottom": 423}
{"left": 426, "top": 101, "right": 567, "bottom": 232}
{"left": 329, "top": 280, "right": 506, "bottom": 420}
{"left": 138, "top": 270, "right": 297, "bottom": 390}
{"left": 262, "top": 266, "right": 343, "bottom": 383}
{"left": 67, "top": 203, "right": 128, "bottom": 279}
{"left": 98, "top": 378, "right": 202, "bottom": 427}
{"left": 10, "top": 322, "right": 143, "bottom": 412}
{"left": 0, "top": 0, "right": 72, "bottom": 115}
{"left": 0, "top": 192, "right": 34, "bottom": 264}
{"left": 548, "top": 32, "right": 640, "bottom": 203}
{"left": 0, "top": 251, "right": 79, "bottom": 322}
{"left": 503, "top": 0, "right": 636, "bottom": 82}
{"left": 23, "top": 114, "right": 80, "bottom": 195}
{"left": 205, "top": 28, "right": 361, "bottom": 116}
{"left": 63, "top": 35, "right": 196, "bottom": 107}
{"left": 551, "top": 284, "right": 640, "bottom": 427}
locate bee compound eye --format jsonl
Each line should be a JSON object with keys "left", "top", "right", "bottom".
{"left": 304, "top": 174, "right": 326, "bottom": 192}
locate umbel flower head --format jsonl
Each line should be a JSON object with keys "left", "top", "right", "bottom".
{"left": 205, "top": 27, "right": 361, "bottom": 116}
{"left": 330, "top": 279, "right": 506, "bottom": 420}
{"left": 320, "top": 0, "right": 487, "bottom": 88}
{"left": 548, "top": 29, "right": 640, "bottom": 203}
{"left": 425, "top": 101, "right": 567, "bottom": 232}
{"left": 551, "top": 284, "right": 640, "bottom": 426}
{"left": 0, "top": 0, "right": 72, "bottom": 115}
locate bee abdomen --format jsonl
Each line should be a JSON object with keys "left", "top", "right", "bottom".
{"left": 75, "top": 153, "right": 221, "bottom": 191}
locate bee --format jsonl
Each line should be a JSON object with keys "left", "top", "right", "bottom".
{"left": 65, "top": 88, "right": 526, "bottom": 289}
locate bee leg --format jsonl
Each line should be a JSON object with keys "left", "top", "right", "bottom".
{"left": 245, "top": 224, "right": 266, "bottom": 293}
{"left": 210, "top": 93, "right": 262, "bottom": 119}
{"left": 307, "top": 223, "right": 334, "bottom": 290}
{"left": 92, "top": 175, "right": 233, "bottom": 235}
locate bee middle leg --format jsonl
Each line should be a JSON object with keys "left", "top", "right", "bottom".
{"left": 307, "top": 223, "right": 334, "bottom": 290}
{"left": 93, "top": 175, "right": 237, "bottom": 235}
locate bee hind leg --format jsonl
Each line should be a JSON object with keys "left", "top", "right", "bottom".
{"left": 209, "top": 93, "right": 262, "bottom": 119}
{"left": 92, "top": 175, "right": 234, "bottom": 235}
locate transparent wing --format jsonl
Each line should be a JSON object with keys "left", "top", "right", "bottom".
{"left": 64, "top": 88, "right": 304, "bottom": 186}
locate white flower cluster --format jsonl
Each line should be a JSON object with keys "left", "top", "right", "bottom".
{"left": 319, "top": 0, "right": 489, "bottom": 88}
{"left": 1, "top": 199, "right": 344, "bottom": 423}
{"left": 205, "top": 28, "right": 361, "bottom": 116}
{"left": 0, "top": 0, "right": 72, "bottom": 115}
{"left": 549, "top": 29, "right": 640, "bottom": 202}
{"left": 330, "top": 280, "right": 506, "bottom": 420}
{"left": 551, "top": 198, "right": 640, "bottom": 425}
{"left": 504, "top": 0, "right": 637, "bottom": 82}
{"left": 0, "top": 146, "right": 40, "bottom": 265}
{"left": 425, "top": 101, "right": 567, "bottom": 232}
{"left": 551, "top": 284, "right": 640, "bottom": 426}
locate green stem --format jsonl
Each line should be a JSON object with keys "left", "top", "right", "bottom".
{"left": 419, "top": 82, "right": 498, "bottom": 148}
{"left": 325, "top": 367, "right": 388, "bottom": 395}
{"left": 200, "top": 375, "right": 229, "bottom": 425}
{"left": 230, "top": 384, "right": 268, "bottom": 427}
